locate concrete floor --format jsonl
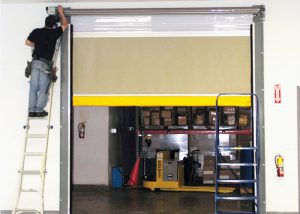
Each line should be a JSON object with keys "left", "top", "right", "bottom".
{"left": 72, "top": 186, "right": 254, "bottom": 214}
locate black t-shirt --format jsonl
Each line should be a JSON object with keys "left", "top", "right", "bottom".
{"left": 27, "top": 26, "right": 63, "bottom": 61}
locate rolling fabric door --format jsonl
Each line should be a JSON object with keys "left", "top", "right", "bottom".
{"left": 72, "top": 13, "right": 253, "bottom": 106}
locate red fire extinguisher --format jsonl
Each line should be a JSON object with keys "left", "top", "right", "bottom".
{"left": 275, "top": 154, "right": 284, "bottom": 177}
{"left": 78, "top": 122, "right": 86, "bottom": 139}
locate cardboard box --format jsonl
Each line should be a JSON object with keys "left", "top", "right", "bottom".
{"left": 209, "top": 110, "right": 217, "bottom": 125}
{"left": 143, "top": 116, "right": 150, "bottom": 126}
{"left": 164, "top": 118, "right": 172, "bottom": 126}
{"left": 142, "top": 110, "right": 151, "bottom": 117}
{"left": 151, "top": 111, "right": 160, "bottom": 118}
{"left": 203, "top": 165, "right": 215, "bottom": 175}
{"left": 203, "top": 174, "right": 215, "bottom": 184}
{"left": 204, "top": 155, "right": 215, "bottom": 166}
{"left": 203, "top": 170, "right": 215, "bottom": 175}
{"left": 219, "top": 169, "right": 240, "bottom": 179}
{"left": 203, "top": 180, "right": 214, "bottom": 184}
{"left": 223, "top": 107, "right": 236, "bottom": 114}
{"left": 227, "top": 114, "right": 236, "bottom": 126}
{"left": 178, "top": 163, "right": 185, "bottom": 186}
{"left": 177, "top": 115, "right": 187, "bottom": 125}
{"left": 239, "top": 114, "right": 248, "bottom": 126}
{"left": 151, "top": 111, "right": 160, "bottom": 126}
{"left": 194, "top": 114, "right": 204, "bottom": 125}
{"left": 222, "top": 156, "right": 236, "bottom": 161}
{"left": 151, "top": 117, "right": 161, "bottom": 126}
{"left": 203, "top": 174, "right": 215, "bottom": 179}
{"left": 220, "top": 159, "right": 240, "bottom": 169}
{"left": 161, "top": 110, "right": 172, "bottom": 118}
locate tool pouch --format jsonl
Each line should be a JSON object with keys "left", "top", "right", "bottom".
{"left": 50, "top": 67, "right": 58, "bottom": 83}
{"left": 43, "top": 61, "right": 58, "bottom": 83}
{"left": 25, "top": 60, "right": 32, "bottom": 78}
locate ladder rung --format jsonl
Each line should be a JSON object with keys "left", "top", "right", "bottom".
{"left": 216, "top": 196, "right": 257, "bottom": 201}
{"left": 19, "top": 170, "right": 43, "bottom": 175}
{"left": 217, "top": 179, "right": 256, "bottom": 183}
{"left": 27, "top": 134, "right": 48, "bottom": 138}
{"left": 218, "top": 146, "right": 257, "bottom": 150}
{"left": 14, "top": 208, "right": 41, "bottom": 213}
{"left": 28, "top": 116, "right": 48, "bottom": 120}
{"left": 21, "top": 188, "right": 39, "bottom": 192}
{"left": 218, "top": 163, "right": 257, "bottom": 167}
{"left": 24, "top": 152, "right": 45, "bottom": 156}
{"left": 216, "top": 211, "right": 257, "bottom": 214}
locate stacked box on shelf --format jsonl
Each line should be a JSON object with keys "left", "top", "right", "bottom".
{"left": 238, "top": 107, "right": 251, "bottom": 129}
{"left": 222, "top": 106, "right": 236, "bottom": 127}
{"left": 161, "top": 108, "right": 173, "bottom": 126}
{"left": 176, "top": 107, "right": 188, "bottom": 126}
{"left": 203, "top": 155, "right": 215, "bottom": 184}
{"left": 141, "top": 109, "right": 151, "bottom": 126}
{"left": 207, "top": 107, "right": 218, "bottom": 129}
{"left": 151, "top": 110, "right": 161, "bottom": 126}
{"left": 192, "top": 107, "right": 206, "bottom": 126}
{"left": 141, "top": 107, "right": 164, "bottom": 126}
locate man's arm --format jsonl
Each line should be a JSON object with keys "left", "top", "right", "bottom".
{"left": 57, "top": 5, "right": 68, "bottom": 32}
{"left": 25, "top": 39, "right": 34, "bottom": 47}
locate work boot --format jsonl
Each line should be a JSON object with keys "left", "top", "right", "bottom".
{"left": 35, "top": 111, "right": 48, "bottom": 117}
{"left": 29, "top": 112, "right": 36, "bottom": 117}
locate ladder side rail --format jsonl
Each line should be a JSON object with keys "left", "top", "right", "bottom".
{"left": 39, "top": 37, "right": 62, "bottom": 214}
{"left": 39, "top": 84, "right": 54, "bottom": 214}
{"left": 13, "top": 116, "right": 32, "bottom": 214}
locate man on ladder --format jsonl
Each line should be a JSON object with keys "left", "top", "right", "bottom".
{"left": 12, "top": 6, "right": 68, "bottom": 214}
{"left": 25, "top": 5, "right": 68, "bottom": 117}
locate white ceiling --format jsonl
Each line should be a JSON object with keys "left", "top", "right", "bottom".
{"left": 2, "top": 0, "right": 168, "bottom": 3}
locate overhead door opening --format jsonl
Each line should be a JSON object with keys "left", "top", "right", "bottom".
{"left": 60, "top": 6, "right": 264, "bottom": 214}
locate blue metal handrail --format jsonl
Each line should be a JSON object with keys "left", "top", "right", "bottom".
{"left": 215, "top": 93, "right": 260, "bottom": 214}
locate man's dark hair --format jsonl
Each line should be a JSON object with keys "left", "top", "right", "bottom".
{"left": 45, "top": 15, "right": 59, "bottom": 28}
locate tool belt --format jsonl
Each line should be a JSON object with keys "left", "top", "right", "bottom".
{"left": 34, "top": 57, "right": 53, "bottom": 70}
{"left": 25, "top": 57, "right": 58, "bottom": 82}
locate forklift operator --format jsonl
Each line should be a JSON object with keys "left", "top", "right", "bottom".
{"left": 25, "top": 5, "right": 68, "bottom": 117}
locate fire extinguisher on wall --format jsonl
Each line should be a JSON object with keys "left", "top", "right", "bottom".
{"left": 275, "top": 154, "right": 284, "bottom": 177}
{"left": 78, "top": 122, "right": 86, "bottom": 139}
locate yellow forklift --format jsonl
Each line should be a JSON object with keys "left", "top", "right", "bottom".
{"left": 143, "top": 146, "right": 234, "bottom": 193}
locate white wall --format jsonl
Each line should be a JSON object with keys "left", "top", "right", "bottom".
{"left": 0, "top": 3, "right": 61, "bottom": 211}
{"left": 73, "top": 107, "right": 109, "bottom": 185}
{"left": 264, "top": 0, "right": 300, "bottom": 212}
{"left": 1, "top": 0, "right": 300, "bottom": 213}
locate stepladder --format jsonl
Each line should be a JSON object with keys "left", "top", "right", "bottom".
{"left": 12, "top": 81, "right": 55, "bottom": 214}
{"left": 214, "top": 93, "right": 260, "bottom": 214}
{"left": 12, "top": 38, "right": 61, "bottom": 214}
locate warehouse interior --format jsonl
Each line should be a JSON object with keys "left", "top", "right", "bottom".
{"left": 72, "top": 105, "right": 256, "bottom": 213}
{"left": 2, "top": 1, "right": 300, "bottom": 214}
